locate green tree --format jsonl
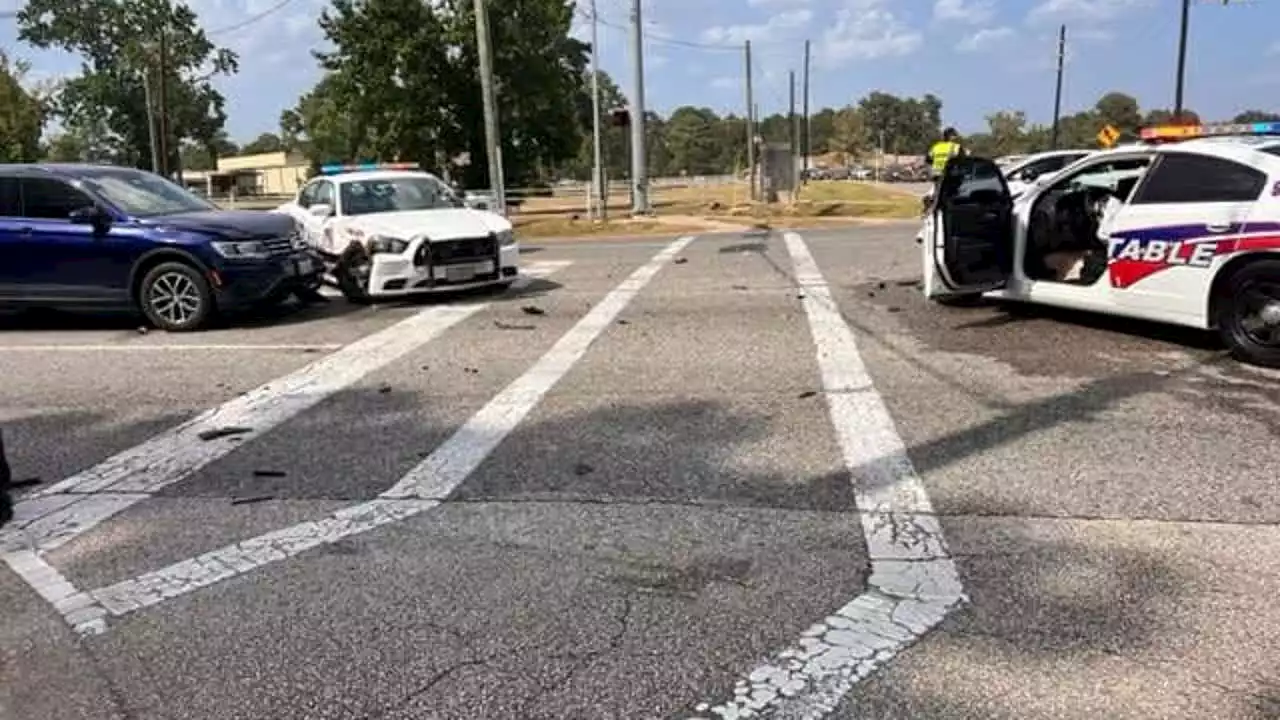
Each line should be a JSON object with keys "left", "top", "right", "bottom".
{"left": 827, "top": 107, "right": 867, "bottom": 158}
{"left": 664, "top": 106, "right": 723, "bottom": 175}
{"left": 241, "top": 132, "right": 284, "bottom": 155}
{"left": 1144, "top": 108, "right": 1200, "bottom": 125}
{"left": 1232, "top": 110, "right": 1280, "bottom": 123}
{"left": 1094, "top": 91, "right": 1142, "bottom": 136}
{"left": 0, "top": 52, "right": 45, "bottom": 163}
{"left": 17, "top": 0, "right": 237, "bottom": 171}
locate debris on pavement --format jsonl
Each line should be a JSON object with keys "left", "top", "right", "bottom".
{"left": 494, "top": 320, "right": 536, "bottom": 331}
{"left": 887, "top": 306, "right": 902, "bottom": 313}
{"left": 797, "top": 390, "right": 818, "bottom": 399}
{"left": 673, "top": 257, "right": 689, "bottom": 264}
{"left": 617, "top": 319, "right": 631, "bottom": 326}
{"left": 464, "top": 367, "right": 479, "bottom": 374}
{"left": 230, "top": 494, "right": 275, "bottom": 506}
{"left": 252, "top": 470, "right": 287, "bottom": 478}
{"left": 135, "top": 326, "right": 148, "bottom": 334}
{"left": 877, "top": 281, "right": 887, "bottom": 290}
{"left": 796, "top": 290, "right": 807, "bottom": 299}
{"left": 378, "top": 384, "right": 392, "bottom": 394}
{"left": 10, "top": 476, "right": 43, "bottom": 488}
{"left": 197, "top": 426, "right": 253, "bottom": 441}
{"left": 731, "top": 284, "right": 748, "bottom": 291}
{"left": 521, "top": 306, "right": 546, "bottom": 316}
{"left": 573, "top": 462, "right": 595, "bottom": 476}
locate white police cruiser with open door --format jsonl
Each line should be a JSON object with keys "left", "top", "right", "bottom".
{"left": 923, "top": 121, "right": 1280, "bottom": 369}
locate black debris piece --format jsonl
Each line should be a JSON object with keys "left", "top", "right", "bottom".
{"left": 617, "top": 319, "right": 631, "bottom": 325}
{"left": 673, "top": 257, "right": 689, "bottom": 264}
{"left": 421, "top": 364, "right": 430, "bottom": 371}
{"left": 521, "top": 306, "right": 546, "bottom": 316}
{"left": 867, "top": 291, "right": 876, "bottom": 298}
{"left": 252, "top": 470, "right": 287, "bottom": 478}
{"left": 731, "top": 284, "right": 748, "bottom": 291}
{"left": 896, "top": 280, "right": 917, "bottom": 287}
{"left": 494, "top": 320, "right": 536, "bottom": 331}
{"left": 11, "top": 477, "right": 42, "bottom": 489}
{"left": 798, "top": 390, "right": 818, "bottom": 399}
{"left": 573, "top": 462, "right": 595, "bottom": 476}
{"left": 887, "top": 306, "right": 902, "bottom": 313}
{"left": 464, "top": 367, "right": 480, "bottom": 374}
{"left": 197, "top": 426, "right": 253, "bottom": 442}
{"left": 876, "top": 281, "right": 887, "bottom": 290}
{"left": 378, "top": 384, "right": 393, "bottom": 394}
{"left": 796, "top": 290, "right": 807, "bottom": 299}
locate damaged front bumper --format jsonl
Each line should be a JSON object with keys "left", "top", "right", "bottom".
{"left": 354, "top": 235, "right": 519, "bottom": 297}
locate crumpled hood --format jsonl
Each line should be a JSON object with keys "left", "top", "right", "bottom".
{"left": 137, "top": 210, "right": 297, "bottom": 240}
{"left": 345, "top": 208, "right": 512, "bottom": 241}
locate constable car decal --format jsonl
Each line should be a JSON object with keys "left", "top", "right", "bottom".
{"left": 1106, "top": 223, "right": 1280, "bottom": 289}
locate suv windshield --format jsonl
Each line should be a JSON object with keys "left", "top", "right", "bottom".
{"left": 340, "top": 175, "right": 458, "bottom": 216}
{"left": 76, "top": 167, "right": 219, "bottom": 218}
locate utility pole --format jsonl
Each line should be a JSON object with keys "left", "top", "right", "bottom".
{"left": 1051, "top": 24, "right": 1065, "bottom": 150}
{"left": 1174, "top": 0, "right": 1191, "bottom": 119}
{"left": 753, "top": 101, "right": 761, "bottom": 199}
{"left": 745, "top": 41, "right": 755, "bottom": 201}
{"left": 589, "top": 0, "right": 605, "bottom": 221}
{"left": 802, "top": 40, "right": 810, "bottom": 176}
{"left": 141, "top": 60, "right": 160, "bottom": 175}
{"left": 158, "top": 26, "right": 170, "bottom": 178}
{"left": 788, "top": 70, "right": 796, "bottom": 193}
{"left": 628, "top": 0, "right": 649, "bottom": 214}
{"left": 474, "top": 0, "right": 505, "bottom": 214}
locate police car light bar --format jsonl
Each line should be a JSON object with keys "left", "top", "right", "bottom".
{"left": 319, "top": 161, "right": 421, "bottom": 175}
{"left": 1140, "top": 120, "right": 1280, "bottom": 142}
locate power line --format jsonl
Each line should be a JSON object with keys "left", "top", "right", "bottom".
{"left": 206, "top": 0, "right": 296, "bottom": 36}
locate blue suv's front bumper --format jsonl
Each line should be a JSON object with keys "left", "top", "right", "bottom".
{"left": 211, "top": 250, "right": 325, "bottom": 308}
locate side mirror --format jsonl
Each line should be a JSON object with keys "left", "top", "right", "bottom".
{"left": 309, "top": 203, "right": 333, "bottom": 218}
{"left": 69, "top": 205, "right": 111, "bottom": 233}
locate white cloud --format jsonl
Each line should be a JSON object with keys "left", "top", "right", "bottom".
{"left": 700, "top": 9, "right": 813, "bottom": 45}
{"left": 748, "top": 0, "right": 810, "bottom": 6}
{"left": 817, "top": 0, "right": 921, "bottom": 67}
{"left": 933, "top": 0, "right": 995, "bottom": 25}
{"left": 956, "top": 26, "right": 1014, "bottom": 52}
{"left": 1028, "top": 0, "right": 1153, "bottom": 25}
{"left": 710, "top": 76, "right": 737, "bottom": 90}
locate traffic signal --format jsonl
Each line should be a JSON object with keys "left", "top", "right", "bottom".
{"left": 608, "top": 107, "right": 630, "bottom": 127}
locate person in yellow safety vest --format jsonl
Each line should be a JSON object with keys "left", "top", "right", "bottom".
{"left": 927, "top": 127, "right": 965, "bottom": 180}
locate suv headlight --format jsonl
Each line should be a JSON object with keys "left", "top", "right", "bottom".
{"left": 367, "top": 235, "right": 409, "bottom": 254}
{"left": 212, "top": 240, "right": 271, "bottom": 259}
{"left": 496, "top": 229, "right": 516, "bottom": 247}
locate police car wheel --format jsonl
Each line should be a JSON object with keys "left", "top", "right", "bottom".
{"left": 139, "top": 261, "right": 214, "bottom": 332}
{"left": 1216, "top": 259, "right": 1280, "bottom": 369}
{"left": 335, "top": 245, "right": 373, "bottom": 305}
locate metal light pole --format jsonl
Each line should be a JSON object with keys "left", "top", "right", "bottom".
{"left": 628, "top": 0, "right": 649, "bottom": 214}
{"left": 589, "top": 0, "right": 605, "bottom": 221}
{"left": 1051, "top": 24, "right": 1065, "bottom": 150}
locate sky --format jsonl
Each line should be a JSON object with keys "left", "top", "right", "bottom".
{"left": 3, "top": 0, "right": 1280, "bottom": 144}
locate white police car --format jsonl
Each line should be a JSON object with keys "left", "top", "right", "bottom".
{"left": 922, "top": 121, "right": 1280, "bottom": 368}
{"left": 275, "top": 163, "right": 519, "bottom": 303}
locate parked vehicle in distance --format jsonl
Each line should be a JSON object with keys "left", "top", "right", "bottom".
{"left": 0, "top": 164, "right": 322, "bottom": 331}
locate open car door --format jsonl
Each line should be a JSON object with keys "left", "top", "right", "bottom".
{"left": 922, "top": 155, "right": 1015, "bottom": 299}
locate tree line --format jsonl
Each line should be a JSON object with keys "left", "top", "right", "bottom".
{"left": 3, "top": 0, "right": 1280, "bottom": 184}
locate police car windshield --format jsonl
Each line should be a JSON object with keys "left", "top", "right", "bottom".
{"left": 340, "top": 176, "right": 457, "bottom": 216}
{"left": 77, "top": 168, "right": 219, "bottom": 218}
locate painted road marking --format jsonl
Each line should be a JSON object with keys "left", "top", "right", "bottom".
{"left": 33, "top": 240, "right": 693, "bottom": 632}
{"left": 0, "top": 344, "right": 346, "bottom": 352}
{"left": 691, "top": 232, "right": 965, "bottom": 719}
{"left": 0, "top": 260, "right": 571, "bottom": 633}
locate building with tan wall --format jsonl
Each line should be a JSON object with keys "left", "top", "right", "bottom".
{"left": 180, "top": 151, "right": 311, "bottom": 197}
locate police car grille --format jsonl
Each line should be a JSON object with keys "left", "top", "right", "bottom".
{"left": 434, "top": 236, "right": 496, "bottom": 263}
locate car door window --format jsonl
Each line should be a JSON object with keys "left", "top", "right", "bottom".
{"left": 20, "top": 177, "right": 93, "bottom": 220}
{"left": 1131, "top": 154, "right": 1266, "bottom": 204}
{"left": 312, "top": 181, "right": 334, "bottom": 208}
{"left": 0, "top": 177, "right": 20, "bottom": 217}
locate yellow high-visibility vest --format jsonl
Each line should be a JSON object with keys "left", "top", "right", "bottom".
{"left": 929, "top": 140, "right": 961, "bottom": 174}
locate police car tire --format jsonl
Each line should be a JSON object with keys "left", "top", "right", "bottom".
{"left": 1216, "top": 259, "right": 1280, "bottom": 369}
{"left": 335, "top": 246, "right": 373, "bottom": 305}
{"left": 138, "top": 261, "right": 214, "bottom": 332}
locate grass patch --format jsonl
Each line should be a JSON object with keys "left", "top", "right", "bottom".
{"left": 512, "top": 215, "right": 707, "bottom": 239}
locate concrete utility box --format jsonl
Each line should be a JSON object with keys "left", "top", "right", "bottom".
{"left": 760, "top": 143, "right": 796, "bottom": 203}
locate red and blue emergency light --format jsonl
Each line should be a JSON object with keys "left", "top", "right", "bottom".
{"left": 319, "top": 161, "right": 421, "bottom": 175}
{"left": 1140, "top": 120, "right": 1280, "bottom": 142}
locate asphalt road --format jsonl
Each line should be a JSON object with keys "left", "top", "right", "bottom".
{"left": 2, "top": 224, "right": 1278, "bottom": 720}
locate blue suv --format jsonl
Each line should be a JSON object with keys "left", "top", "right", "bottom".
{"left": 0, "top": 164, "right": 324, "bottom": 331}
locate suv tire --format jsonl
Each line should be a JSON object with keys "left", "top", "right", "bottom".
{"left": 138, "top": 261, "right": 214, "bottom": 332}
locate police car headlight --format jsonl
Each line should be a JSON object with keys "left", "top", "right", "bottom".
{"left": 212, "top": 240, "right": 271, "bottom": 259}
{"left": 496, "top": 229, "right": 516, "bottom": 247}
{"left": 367, "top": 235, "right": 409, "bottom": 254}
